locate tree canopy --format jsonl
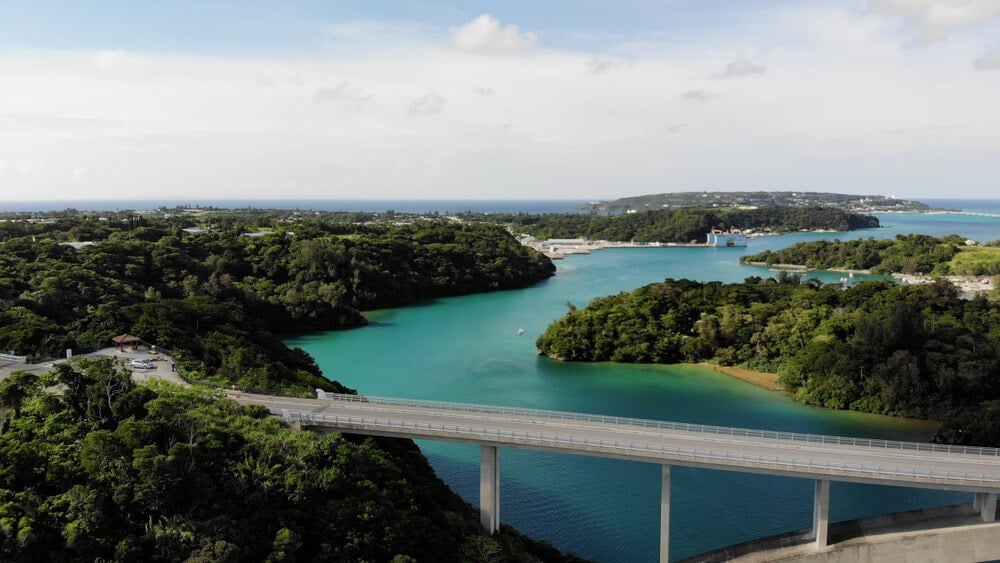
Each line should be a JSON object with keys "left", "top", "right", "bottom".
{"left": 0, "top": 211, "right": 575, "bottom": 562}
{"left": 0, "top": 214, "right": 554, "bottom": 390}
{"left": 740, "top": 234, "right": 992, "bottom": 275}
{"left": 536, "top": 277, "right": 1000, "bottom": 445}
{"left": 0, "top": 359, "right": 580, "bottom": 562}
{"left": 478, "top": 206, "right": 879, "bottom": 243}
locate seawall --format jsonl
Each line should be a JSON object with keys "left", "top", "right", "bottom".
{"left": 683, "top": 504, "right": 1000, "bottom": 562}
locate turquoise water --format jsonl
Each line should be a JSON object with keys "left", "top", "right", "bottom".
{"left": 286, "top": 213, "right": 1000, "bottom": 562}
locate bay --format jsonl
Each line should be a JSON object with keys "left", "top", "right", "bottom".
{"left": 287, "top": 211, "right": 999, "bottom": 561}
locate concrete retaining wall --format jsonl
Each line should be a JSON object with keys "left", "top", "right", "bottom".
{"left": 685, "top": 504, "right": 1000, "bottom": 563}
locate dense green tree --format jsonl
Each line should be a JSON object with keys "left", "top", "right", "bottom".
{"left": 0, "top": 361, "right": 582, "bottom": 562}
{"left": 497, "top": 206, "right": 877, "bottom": 243}
{"left": 537, "top": 278, "right": 1000, "bottom": 444}
{"left": 741, "top": 234, "right": 979, "bottom": 275}
{"left": 0, "top": 211, "right": 579, "bottom": 562}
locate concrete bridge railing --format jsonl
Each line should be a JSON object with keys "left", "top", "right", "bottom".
{"left": 314, "top": 391, "right": 1000, "bottom": 459}
{"left": 285, "top": 408, "right": 1000, "bottom": 486}
{"left": 252, "top": 391, "right": 1000, "bottom": 562}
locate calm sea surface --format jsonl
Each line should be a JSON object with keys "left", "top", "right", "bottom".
{"left": 285, "top": 209, "right": 1000, "bottom": 561}
{"left": 0, "top": 198, "right": 589, "bottom": 214}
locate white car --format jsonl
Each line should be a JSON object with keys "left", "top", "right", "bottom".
{"left": 129, "top": 359, "right": 155, "bottom": 370}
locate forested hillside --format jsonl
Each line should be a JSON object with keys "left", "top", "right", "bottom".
{"left": 536, "top": 277, "right": 1000, "bottom": 445}
{"left": 0, "top": 211, "right": 572, "bottom": 562}
{"left": 0, "top": 214, "right": 554, "bottom": 390}
{"left": 494, "top": 206, "right": 878, "bottom": 242}
{"left": 0, "top": 359, "right": 579, "bottom": 562}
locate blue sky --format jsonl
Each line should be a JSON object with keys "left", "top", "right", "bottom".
{"left": 1, "top": 1, "right": 998, "bottom": 201}
{"left": 0, "top": 1, "right": 779, "bottom": 53}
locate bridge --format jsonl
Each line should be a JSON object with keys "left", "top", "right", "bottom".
{"left": 234, "top": 390, "right": 1000, "bottom": 562}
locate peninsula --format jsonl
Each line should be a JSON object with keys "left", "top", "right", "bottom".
{"left": 489, "top": 205, "right": 879, "bottom": 245}
{"left": 535, "top": 277, "right": 1000, "bottom": 446}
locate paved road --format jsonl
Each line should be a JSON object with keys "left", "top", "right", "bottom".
{"left": 235, "top": 392, "right": 1000, "bottom": 493}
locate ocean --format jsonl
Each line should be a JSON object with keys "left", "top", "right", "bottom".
{"left": 0, "top": 198, "right": 590, "bottom": 214}
{"left": 3, "top": 197, "right": 999, "bottom": 218}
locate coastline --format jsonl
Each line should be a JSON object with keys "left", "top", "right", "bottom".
{"left": 696, "top": 362, "right": 944, "bottom": 428}
{"left": 697, "top": 362, "right": 785, "bottom": 391}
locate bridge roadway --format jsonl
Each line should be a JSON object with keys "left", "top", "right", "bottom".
{"left": 234, "top": 391, "right": 1000, "bottom": 562}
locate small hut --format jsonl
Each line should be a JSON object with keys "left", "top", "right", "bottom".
{"left": 112, "top": 334, "right": 143, "bottom": 352}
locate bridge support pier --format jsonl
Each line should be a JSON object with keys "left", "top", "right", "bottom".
{"left": 480, "top": 445, "right": 500, "bottom": 534}
{"left": 279, "top": 409, "right": 301, "bottom": 431}
{"left": 975, "top": 492, "right": 997, "bottom": 522}
{"left": 811, "top": 479, "right": 830, "bottom": 548}
{"left": 661, "top": 465, "right": 671, "bottom": 563}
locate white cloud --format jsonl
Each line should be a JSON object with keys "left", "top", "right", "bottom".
{"left": 681, "top": 90, "right": 712, "bottom": 102}
{"left": 585, "top": 57, "right": 628, "bottom": 74}
{"left": 73, "top": 167, "right": 86, "bottom": 182}
{"left": 450, "top": 15, "right": 538, "bottom": 54}
{"left": 866, "top": 0, "right": 1000, "bottom": 46}
{"left": 0, "top": 5, "right": 998, "bottom": 202}
{"left": 713, "top": 59, "right": 765, "bottom": 78}
{"left": 586, "top": 57, "right": 614, "bottom": 74}
{"left": 95, "top": 49, "right": 139, "bottom": 70}
{"left": 408, "top": 92, "right": 445, "bottom": 117}
{"left": 974, "top": 50, "right": 1000, "bottom": 70}
{"left": 93, "top": 49, "right": 152, "bottom": 81}
{"left": 314, "top": 81, "right": 372, "bottom": 104}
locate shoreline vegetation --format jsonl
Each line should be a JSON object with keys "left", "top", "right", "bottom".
{"left": 475, "top": 205, "right": 880, "bottom": 245}
{"left": 741, "top": 234, "right": 1000, "bottom": 298}
{"left": 536, "top": 277, "right": 1000, "bottom": 446}
{"left": 698, "top": 363, "right": 945, "bottom": 428}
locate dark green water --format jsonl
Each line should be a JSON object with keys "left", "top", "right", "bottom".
{"left": 286, "top": 213, "right": 999, "bottom": 561}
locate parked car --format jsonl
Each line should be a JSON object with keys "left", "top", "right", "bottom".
{"left": 129, "top": 359, "right": 155, "bottom": 370}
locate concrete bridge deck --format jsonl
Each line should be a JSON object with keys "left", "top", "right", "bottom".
{"left": 236, "top": 392, "right": 1000, "bottom": 492}
{"left": 233, "top": 391, "right": 1000, "bottom": 562}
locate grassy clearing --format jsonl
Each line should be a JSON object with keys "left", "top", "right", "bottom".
{"left": 948, "top": 246, "right": 1000, "bottom": 276}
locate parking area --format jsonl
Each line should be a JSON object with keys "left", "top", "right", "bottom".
{"left": 0, "top": 348, "right": 187, "bottom": 386}
{"left": 84, "top": 347, "right": 188, "bottom": 385}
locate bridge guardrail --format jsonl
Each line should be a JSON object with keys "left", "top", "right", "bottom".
{"left": 284, "top": 410, "right": 1000, "bottom": 486}
{"left": 316, "top": 392, "right": 1000, "bottom": 458}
